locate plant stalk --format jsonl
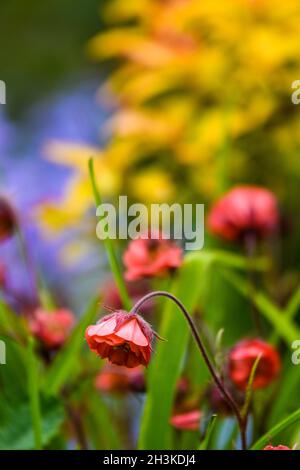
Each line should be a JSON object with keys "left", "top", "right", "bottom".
{"left": 88, "top": 158, "right": 131, "bottom": 310}
{"left": 131, "top": 290, "right": 247, "bottom": 450}
{"left": 244, "top": 232, "right": 262, "bottom": 335}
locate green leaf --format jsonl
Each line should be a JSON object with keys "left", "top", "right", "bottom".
{"left": 44, "top": 297, "right": 99, "bottom": 395}
{"left": 222, "top": 270, "right": 300, "bottom": 345}
{"left": 0, "top": 337, "right": 28, "bottom": 403}
{"left": 251, "top": 408, "right": 300, "bottom": 450}
{"left": 27, "top": 338, "right": 42, "bottom": 449}
{"left": 286, "top": 286, "right": 300, "bottom": 320}
{"left": 85, "top": 388, "right": 123, "bottom": 450}
{"left": 186, "top": 250, "right": 269, "bottom": 272}
{"left": 0, "top": 396, "right": 64, "bottom": 450}
{"left": 241, "top": 355, "right": 261, "bottom": 419}
{"left": 0, "top": 337, "right": 65, "bottom": 449}
{"left": 138, "top": 255, "right": 206, "bottom": 449}
{"left": 0, "top": 297, "right": 27, "bottom": 340}
{"left": 271, "top": 286, "right": 300, "bottom": 345}
{"left": 199, "top": 415, "right": 217, "bottom": 450}
{"left": 203, "top": 267, "right": 252, "bottom": 344}
{"left": 267, "top": 358, "right": 300, "bottom": 426}
{"left": 88, "top": 157, "right": 131, "bottom": 310}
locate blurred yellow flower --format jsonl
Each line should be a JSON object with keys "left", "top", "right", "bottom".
{"left": 36, "top": 0, "right": 300, "bottom": 236}
{"left": 130, "top": 169, "right": 175, "bottom": 203}
{"left": 38, "top": 141, "right": 120, "bottom": 233}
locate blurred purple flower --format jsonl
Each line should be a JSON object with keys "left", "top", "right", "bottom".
{"left": 0, "top": 79, "right": 108, "bottom": 312}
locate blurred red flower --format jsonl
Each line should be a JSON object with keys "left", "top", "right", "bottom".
{"left": 102, "top": 279, "right": 153, "bottom": 315}
{"left": 208, "top": 384, "right": 243, "bottom": 416}
{"left": 0, "top": 197, "right": 16, "bottom": 242}
{"left": 208, "top": 186, "right": 279, "bottom": 242}
{"left": 228, "top": 338, "right": 281, "bottom": 391}
{"left": 263, "top": 445, "right": 292, "bottom": 450}
{"left": 176, "top": 377, "right": 190, "bottom": 398}
{"left": 123, "top": 232, "right": 183, "bottom": 281}
{"left": 85, "top": 310, "right": 154, "bottom": 368}
{"left": 30, "top": 308, "right": 75, "bottom": 349}
{"left": 170, "top": 410, "right": 201, "bottom": 431}
{"left": 95, "top": 364, "right": 145, "bottom": 394}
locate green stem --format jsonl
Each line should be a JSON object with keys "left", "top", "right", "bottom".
{"left": 244, "top": 232, "right": 262, "bottom": 335}
{"left": 15, "top": 224, "right": 39, "bottom": 305}
{"left": 88, "top": 158, "right": 131, "bottom": 310}
{"left": 27, "top": 337, "right": 42, "bottom": 450}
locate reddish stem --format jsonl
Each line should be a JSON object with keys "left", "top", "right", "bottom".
{"left": 131, "top": 290, "right": 247, "bottom": 450}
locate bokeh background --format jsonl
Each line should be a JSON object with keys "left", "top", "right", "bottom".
{"left": 1, "top": 0, "right": 300, "bottom": 451}
{"left": 1, "top": 0, "right": 300, "bottom": 311}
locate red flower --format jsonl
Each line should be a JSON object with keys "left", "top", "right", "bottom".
{"left": 0, "top": 197, "right": 16, "bottom": 242}
{"left": 95, "top": 364, "right": 145, "bottom": 394}
{"left": 208, "top": 186, "right": 279, "bottom": 242}
{"left": 85, "top": 310, "right": 154, "bottom": 368}
{"left": 264, "top": 445, "right": 292, "bottom": 451}
{"left": 30, "top": 308, "right": 75, "bottom": 349}
{"left": 228, "top": 339, "right": 281, "bottom": 391}
{"left": 170, "top": 410, "right": 202, "bottom": 431}
{"left": 123, "top": 232, "right": 183, "bottom": 281}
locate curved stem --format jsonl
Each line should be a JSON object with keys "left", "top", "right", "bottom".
{"left": 131, "top": 290, "right": 247, "bottom": 450}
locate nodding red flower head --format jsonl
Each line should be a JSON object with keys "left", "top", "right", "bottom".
{"left": 0, "top": 197, "right": 16, "bottom": 242}
{"left": 170, "top": 410, "right": 202, "bottom": 431}
{"left": 208, "top": 186, "right": 279, "bottom": 243}
{"left": 85, "top": 310, "right": 154, "bottom": 368}
{"left": 228, "top": 338, "right": 281, "bottom": 391}
{"left": 123, "top": 231, "right": 183, "bottom": 281}
{"left": 95, "top": 364, "right": 145, "bottom": 394}
{"left": 264, "top": 445, "right": 292, "bottom": 451}
{"left": 30, "top": 308, "right": 75, "bottom": 349}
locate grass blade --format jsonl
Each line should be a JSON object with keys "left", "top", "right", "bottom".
{"left": 241, "top": 355, "right": 261, "bottom": 419}
{"left": 187, "top": 251, "right": 269, "bottom": 272}
{"left": 251, "top": 408, "right": 300, "bottom": 450}
{"left": 27, "top": 338, "right": 42, "bottom": 450}
{"left": 222, "top": 270, "right": 300, "bottom": 345}
{"left": 88, "top": 157, "right": 131, "bottom": 310}
{"left": 286, "top": 286, "right": 300, "bottom": 320}
{"left": 199, "top": 415, "right": 217, "bottom": 450}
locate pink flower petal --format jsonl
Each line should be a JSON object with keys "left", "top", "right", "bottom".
{"left": 87, "top": 317, "right": 117, "bottom": 337}
{"left": 115, "top": 319, "right": 149, "bottom": 346}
